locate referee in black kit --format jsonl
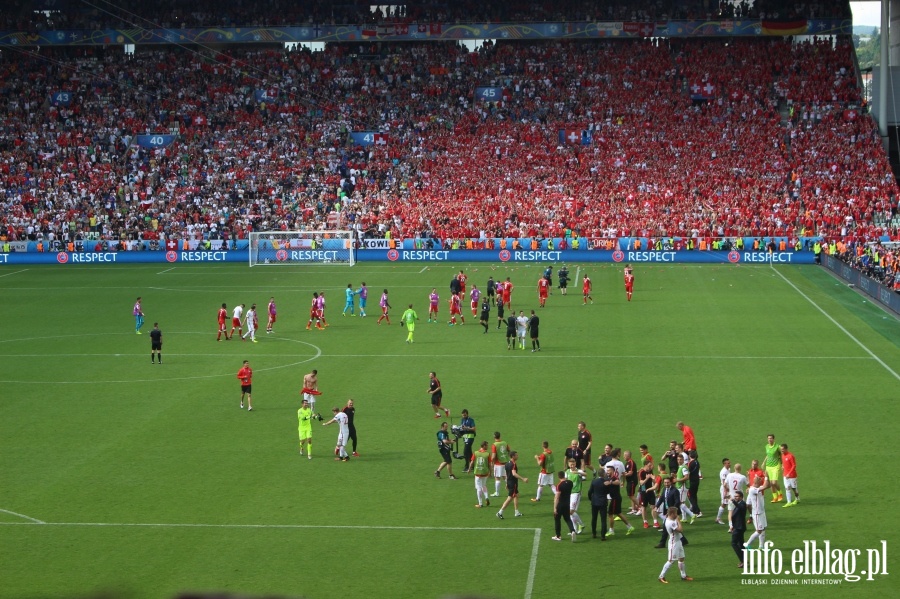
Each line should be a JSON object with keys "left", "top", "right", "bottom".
{"left": 528, "top": 309, "right": 540, "bottom": 352}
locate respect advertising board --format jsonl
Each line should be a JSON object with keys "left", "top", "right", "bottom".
{"left": 0, "top": 249, "right": 816, "bottom": 265}
{"left": 356, "top": 249, "right": 817, "bottom": 264}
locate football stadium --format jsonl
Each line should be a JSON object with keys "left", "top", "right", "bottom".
{"left": 1, "top": 1, "right": 899, "bottom": 598}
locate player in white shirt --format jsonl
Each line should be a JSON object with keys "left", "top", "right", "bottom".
{"left": 716, "top": 458, "right": 732, "bottom": 524}
{"left": 229, "top": 303, "right": 245, "bottom": 340}
{"left": 242, "top": 304, "right": 258, "bottom": 342}
{"left": 515, "top": 311, "right": 529, "bottom": 349}
{"left": 658, "top": 507, "right": 692, "bottom": 583}
{"left": 745, "top": 474, "right": 771, "bottom": 549}
{"left": 724, "top": 464, "right": 750, "bottom": 522}
{"left": 323, "top": 407, "right": 350, "bottom": 461}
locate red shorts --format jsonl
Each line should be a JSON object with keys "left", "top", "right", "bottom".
{"left": 232, "top": 317, "right": 241, "bottom": 327}
{"left": 539, "top": 291, "right": 548, "bottom": 299}
{"left": 218, "top": 319, "right": 226, "bottom": 328}
{"left": 268, "top": 314, "right": 277, "bottom": 322}
{"left": 625, "top": 284, "right": 633, "bottom": 292}
{"left": 450, "top": 307, "right": 461, "bottom": 315}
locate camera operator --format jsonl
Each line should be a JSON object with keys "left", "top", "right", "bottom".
{"left": 459, "top": 409, "right": 476, "bottom": 472}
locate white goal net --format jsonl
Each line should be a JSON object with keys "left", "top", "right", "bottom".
{"left": 248, "top": 231, "right": 355, "bottom": 267}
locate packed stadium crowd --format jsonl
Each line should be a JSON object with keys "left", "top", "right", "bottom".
{"left": 0, "top": 31, "right": 897, "bottom": 253}
{"left": 2, "top": 0, "right": 851, "bottom": 31}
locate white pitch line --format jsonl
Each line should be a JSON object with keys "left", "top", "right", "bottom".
{"left": 419, "top": 266, "right": 428, "bottom": 273}
{"left": 0, "top": 521, "right": 537, "bottom": 533}
{"left": 156, "top": 267, "right": 176, "bottom": 274}
{"left": 771, "top": 266, "right": 900, "bottom": 382}
{"left": 0, "top": 353, "right": 867, "bottom": 360}
{"left": 0, "top": 508, "right": 44, "bottom": 524}
{"left": 318, "top": 353, "right": 869, "bottom": 360}
{"left": 524, "top": 528, "right": 541, "bottom": 599}
{"left": 0, "top": 268, "right": 29, "bottom": 278}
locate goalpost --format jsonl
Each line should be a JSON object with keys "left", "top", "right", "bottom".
{"left": 248, "top": 230, "right": 356, "bottom": 267}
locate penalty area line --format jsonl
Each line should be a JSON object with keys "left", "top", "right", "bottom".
{"left": 156, "top": 267, "right": 176, "bottom": 274}
{"left": 524, "top": 528, "right": 541, "bottom": 599}
{"left": 0, "top": 268, "right": 28, "bottom": 278}
{"left": 0, "top": 508, "right": 44, "bottom": 524}
{"left": 0, "top": 521, "right": 538, "bottom": 533}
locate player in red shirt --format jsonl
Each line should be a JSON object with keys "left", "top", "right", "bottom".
{"left": 780, "top": 444, "right": 799, "bottom": 506}
{"left": 448, "top": 292, "right": 464, "bottom": 325}
{"left": 236, "top": 360, "right": 253, "bottom": 410}
{"left": 537, "top": 277, "right": 549, "bottom": 307}
{"left": 582, "top": 275, "right": 593, "bottom": 305}
{"left": 677, "top": 422, "right": 696, "bottom": 453}
{"left": 624, "top": 266, "right": 634, "bottom": 302}
{"left": 217, "top": 303, "right": 228, "bottom": 341}
{"left": 306, "top": 292, "right": 324, "bottom": 330}
{"left": 502, "top": 277, "right": 513, "bottom": 309}
{"left": 457, "top": 270, "right": 468, "bottom": 300}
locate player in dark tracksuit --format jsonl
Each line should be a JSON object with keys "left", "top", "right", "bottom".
{"left": 505, "top": 314, "right": 517, "bottom": 350}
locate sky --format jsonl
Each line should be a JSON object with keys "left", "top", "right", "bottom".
{"left": 851, "top": 1, "right": 882, "bottom": 27}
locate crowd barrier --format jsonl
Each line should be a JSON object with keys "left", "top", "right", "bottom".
{"left": 0, "top": 249, "right": 816, "bottom": 265}
{"left": 822, "top": 255, "right": 900, "bottom": 316}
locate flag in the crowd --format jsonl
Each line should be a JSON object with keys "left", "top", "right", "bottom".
{"left": 843, "top": 109, "right": 858, "bottom": 121}
{"left": 558, "top": 129, "right": 592, "bottom": 146}
{"left": 760, "top": 19, "right": 808, "bottom": 36}
{"left": 690, "top": 81, "right": 716, "bottom": 100}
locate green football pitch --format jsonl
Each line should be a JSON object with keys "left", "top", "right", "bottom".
{"left": 1, "top": 261, "right": 898, "bottom": 599}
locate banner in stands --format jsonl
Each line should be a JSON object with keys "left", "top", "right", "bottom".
{"left": 135, "top": 134, "right": 177, "bottom": 149}
{"left": 822, "top": 254, "right": 900, "bottom": 316}
{"left": 0, "top": 250, "right": 816, "bottom": 265}
{"left": 0, "top": 19, "right": 852, "bottom": 47}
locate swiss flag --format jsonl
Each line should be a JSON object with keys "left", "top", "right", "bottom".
{"left": 193, "top": 114, "right": 207, "bottom": 126}
{"left": 843, "top": 109, "right": 858, "bottom": 121}
{"left": 429, "top": 23, "right": 442, "bottom": 35}
{"left": 559, "top": 129, "right": 581, "bottom": 145}
{"left": 374, "top": 133, "right": 388, "bottom": 145}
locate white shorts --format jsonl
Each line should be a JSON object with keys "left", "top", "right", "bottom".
{"left": 783, "top": 477, "right": 796, "bottom": 488}
{"left": 538, "top": 472, "right": 554, "bottom": 486}
{"left": 667, "top": 540, "right": 685, "bottom": 561}
{"left": 493, "top": 463, "right": 507, "bottom": 478}
{"left": 569, "top": 494, "right": 581, "bottom": 511}
{"left": 336, "top": 433, "right": 347, "bottom": 448}
{"left": 753, "top": 513, "right": 768, "bottom": 530}
{"left": 475, "top": 476, "right": 488, "bottom": 494}
{"left": 720, "top": 486, "right": 728, "bottom": 504}
{"left": 679, "top": 487, "right": 689, "bottom": 502}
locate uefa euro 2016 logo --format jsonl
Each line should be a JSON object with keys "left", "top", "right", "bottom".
{"left": 742, "top": 541, "right": 889, "bottom": 585}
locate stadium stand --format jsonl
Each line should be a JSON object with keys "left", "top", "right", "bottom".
{"left": 2, "top": 1, "right": 853, "bottom": 30}
{"left": 0, "top": 2, "right": 896, "bottom": 250}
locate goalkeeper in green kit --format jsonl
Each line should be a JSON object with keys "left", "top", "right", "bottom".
{"left": 401, "top": 304, "right": 419, "bottom": 344}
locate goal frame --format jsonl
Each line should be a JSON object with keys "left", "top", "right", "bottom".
{"left": 248, "top": 230, "right": 356, "bottom": 267}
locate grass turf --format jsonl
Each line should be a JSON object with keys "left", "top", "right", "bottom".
{"left": 0, "top": 261, "right": 897, "bottom": 598}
